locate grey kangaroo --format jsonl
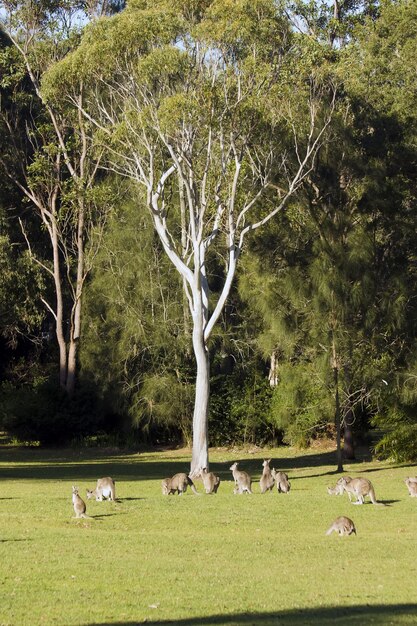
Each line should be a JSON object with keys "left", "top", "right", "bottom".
{"left": 72, "top": 486, "right": 91, "bottom": 519}
{"left": 230, "top": 462, "right": 252, "bottom": 494}
{"left": 271, "top": 468, "right": 291, "bottom": 493}
{"left": 339, "top": 477, "right": 384, "bottom": 505}
{"left": 326, "top": 516, "right": 356, "bottom": 536}
{"left": 405, "top": 477, "right": 417, "bottom": 497}
{"left": 86, "top": 477, "right": 116, "bottom": 501}
{"left": 161, "top": 473, "right": 199, "bottom": 495}
{"left": 327, "top": 476, "right": 352, "bottom": 498}
{"left": 259, "top": 459, "right": 275, "bottom": 494}
{"left": 200, "top": 468, "right": 220, "bottom": 494}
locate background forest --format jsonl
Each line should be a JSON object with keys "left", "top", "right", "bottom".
{"left": 0, "top": 0, "right": 416, "bottom": 462}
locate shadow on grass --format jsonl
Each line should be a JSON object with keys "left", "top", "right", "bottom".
{"left": 85, "top": 603, "right": 417, "bottom": 625}
{"left": 0, "top": 445, "right": 414, "bottom": 483}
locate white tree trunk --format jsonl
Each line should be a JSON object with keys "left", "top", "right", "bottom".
{"left": 190, "top": 329, "right": 210, "bottom": 475}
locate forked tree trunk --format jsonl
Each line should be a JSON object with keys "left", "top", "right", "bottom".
{"left": 66, "top": 199, "right": 85, "bottom": 396}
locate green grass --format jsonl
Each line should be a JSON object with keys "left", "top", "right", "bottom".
{"left": 0, "top": 443, "right": 416, "bottom": 625}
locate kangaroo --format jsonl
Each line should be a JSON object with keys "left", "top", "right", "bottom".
{"left": 327, "top": 476, "right": 352, "bottom": 498}
{"left": 86, "top": 477, "right": 116, "bottom": 501}
{"left": 405, "top": 478, "right": 417, "bottom": 497}
{"left": 271, "top": 468, "right": 291, "bottom": 493}
{"left": 161, "top": 473, "right": 199, "bottom": 495}
{"left": 230, "top": 462, "right": 252, "bottom": 494}
{"left": 326, "top": 516, "right": 356, "bottom": 536}
{"left": 259, "top": 459, "right": 275, "bottom": 494}
{"left": 72, "top": 486, "right": 91, "bottom": 519}
{"left": 339, "top": 476, "right": 384, "bottom": 505}
{"left": 200, "top": 468, "right": 220, "bottom": 494}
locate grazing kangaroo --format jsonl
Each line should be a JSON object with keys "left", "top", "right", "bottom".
{"left": 271, "top": 468, "right": 291, "bottom": 493}
{"left": 161, "top": 473, "right": 199, "bottom": 495}
{"left": 405, "top": 478, "right": 417, "bottom": 497}
{"left": 259, "top": 459, "right": 275, "bottom": 494}
{"left": 72, "top": 486, "right": 90, "bottom": 519}
{"left": 326, "top": 516, "right": 356, "bottom": 536}
{"left": 327, "top": 476, "right": 352, "bottom": 498}
{"left": 200, "top": 468, "right": 220, "bottom": 494}
{"left": 86, "top": 477, "right": 116, "bottom": 501}
{"left": 230, "top": 462, "right": 252, "bottom": 494}
{"left": 339, "top": 477, "right": 384, "bottom": 505}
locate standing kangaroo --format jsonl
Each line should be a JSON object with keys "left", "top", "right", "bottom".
{"left": 72, "top": 486, "right": 90, "bottom": 519}
{"left": 161, "top": 473, "right": 199, "bottom": 495}
{"left": 230, "top": 462, "right": 252, "bottom": 494}
{"left": 327, "top": 476, "right": 352, "bottom": 498}
{"left": 271, "top": 468, "right": 291, "bottom": 493}
{"left": 405, "top": 477, "right": 417, "bottom": 497}
{"left": 326, "top": 516, "right": 356, "bottom": 536}
{"left": 200, "top": 468, "right": 220, "bottom": 494}
{"left": 339, "top": 477, "right": 384, "bottom": 505}
{"left": 86, "top": 477, "right": 116, "bottom": 501}
{"left": 259, "top": 459, "right": 275, "bottom": 494}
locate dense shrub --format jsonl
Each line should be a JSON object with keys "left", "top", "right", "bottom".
{"left": 209, "top": 373, "right": 275, "bottom": 446}
{"left": 0, "top": 380, "right": 105, "bottom": 445}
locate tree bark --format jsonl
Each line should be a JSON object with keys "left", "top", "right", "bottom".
{"left": 332, "top": 334, "right": 344, "bottom": 472}
{"left": 190, "top": 321, "right": 210, "bottom": 475}
{"left": 343, "top": 412, "right": 355, "bottom": 460}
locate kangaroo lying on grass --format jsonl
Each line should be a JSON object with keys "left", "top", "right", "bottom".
{"left": 404, "top": 477, "right": 417, "bottom": 497}
{"left": 271, "top": 468, "right": 291, "bottom": 493}
{"left": 72, "top": 486, "right": 91, "bottom": 519}
{"left": 161, "top": 473, "right": 200, "bottom": 495}
{"left": 86, "top": 477, "right": 116, "bottom": 501}
{"left": 230, "top": 462, "right": 252, "bottom": 494}
{"left": 327, "top": 476, "right": 352, "bottom": 497}
{"left": 200, "top": 468, "right": 220, "bottom": 494}
{"left": 326, "top": 516, "right": 356, "bottom": 536}
{"left": 339, "top": 477, "right": 384, "bottom": 505}
{"left": 259, "top": 459, "right": 275, "bottom": 494}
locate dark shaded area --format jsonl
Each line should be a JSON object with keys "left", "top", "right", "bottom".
{"left": 0, "top": 444, "right": 413, "bottom": 484}
{"left": 84, "top": 603, "right": 417, "bottom": 625}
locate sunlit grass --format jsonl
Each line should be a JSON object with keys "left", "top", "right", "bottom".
{"left": 0, "top": 444, "right": 416, "bottom": 625}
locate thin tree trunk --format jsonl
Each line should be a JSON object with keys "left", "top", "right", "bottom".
{"left": 343, "top": 411, "right": 355, "bottom": 460}
{"left": 66, "top": 197, "right": 85, "bottom": 396}
{"left": 268, "top": 350, "right": 279, "bottom": 387}
{"left": 332, "top": 334, "right": 343, "bottom": 472}
{"left": 51, "top": 221, "right": 67, "bottom": 390}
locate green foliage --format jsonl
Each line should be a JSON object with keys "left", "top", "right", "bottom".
{"left": 130, "top": 373, "right": 194, "bottom": 443}
{"left": 0, "top": 379, "right": 105, "bottom": 445}
{"left": 0, "top": 232, "right": 45, "bottom": 344}
{"left": 209, "top": 372, "right": 274, "bottom": 446}
{"left": 373, "top": 409, "right": 417, "bottom": 463}
{"left": 270, "top": 362, "right": 333, "bottom": 447}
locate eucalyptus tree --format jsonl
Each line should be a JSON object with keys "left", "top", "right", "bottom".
{"left": 0, "top": 0, "right": 123, "bottom": 395}
{"left": 47, "top": 0, "right": 336, "bottom": 472}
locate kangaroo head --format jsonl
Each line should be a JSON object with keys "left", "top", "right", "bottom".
{"left": 86, "top": 489, "right": 94, "bottom": 499}
{"left": 230, "top": 462, "right": 238, "bottom": 471}
{"left": 72, "top": 486, "right": 79, "bottom": 495}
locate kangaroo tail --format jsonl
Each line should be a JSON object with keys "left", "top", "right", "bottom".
{"left": 188, "top": 477, "right": 201, "bottom": 495}
{"left": 370, "top": 487, "right": 385, "bottom": 505}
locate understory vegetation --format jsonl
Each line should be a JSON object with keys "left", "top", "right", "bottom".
{"left": 1, "top": 1, "right": 417, "bottom": 462}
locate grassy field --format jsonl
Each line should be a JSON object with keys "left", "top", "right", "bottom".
{"left": 0, "top": 443, "right": 416, "bottom": 626}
